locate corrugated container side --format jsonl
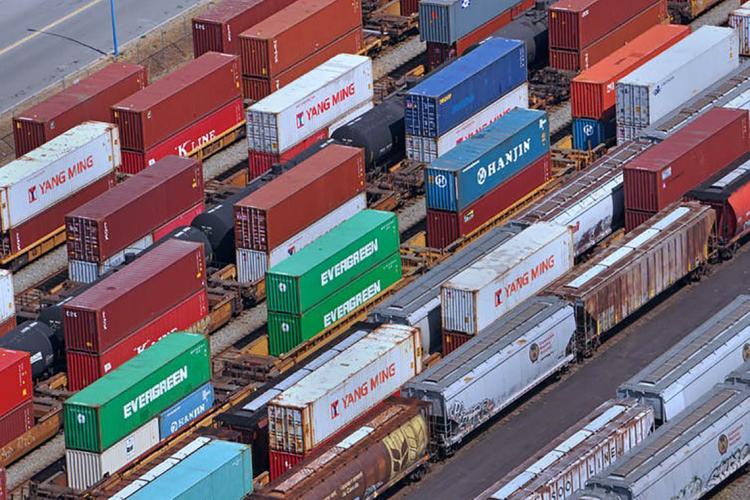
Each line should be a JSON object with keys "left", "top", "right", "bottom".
{"left": 269, "top": 449, "right": 306, "bottom": 481}
{"left": 729, "top": 8, "right": 750, "bottom": 56}
{"left": 0, "top": 349, "right": 32, "bottom": 417}
{"left": 418, "top": 0, "right": 530, "bottom": 44}
{"left": 0, "top": 271, "right": 16, "bottom": 326}
{"left": 442, "top": 331, "right": 472, "bottom": 356}
{"left": 0, "top": 400, "right": 34, "bottom": 448}
{"left": 247, "top": 129, "right": 329, "bottom": 179}
{"left": 624, "top": 208, "right": 656, "bottom": 232}
{"left": 159, "top": 383, "right": 214, "bottom": 439}
{"left": 572, "top": 116, "right": 616, "bottom": 150}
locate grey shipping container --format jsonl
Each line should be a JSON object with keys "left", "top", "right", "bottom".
{"left": 419, "top": 0, "right": 524, "bottom": 44}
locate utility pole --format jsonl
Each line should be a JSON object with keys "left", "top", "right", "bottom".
{"left": 109, "top": 0, "right": 119, "bottom": 56}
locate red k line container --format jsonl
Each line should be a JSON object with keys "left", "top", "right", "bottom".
{"left": 571, "top": 24, "right": 691, "bottom": 120}
{"left": 269, "top": 449, "right": 305, "bottom": 481}
{"left": 239, "top": 0, "right": 362, "bottom": 79}
{"left": 112, "top": 53, "right": 241, "bottom": 152}
{"left": 192, "top": 0, "right": 299, "bottom": 57}
{"left": 66, "top": 156, "right": 205, "bottom": 264}
{"left": 67, "top": 289, "right": 209, "bottom": 391}
{"left": 241, "top": 27, "right": 364, "bottom": 101}
{"left": 427, "top": 154, "right": 551, "bottom": 249}
{"left": 548, "top": 0, "right": 662, "bottom": 51}
{"left": 235, "top": 144, "right": 365, "bottom": 252}
{"left": 549, "top": 1, "right": 668, "bottom": 73}
{"left": 0, "top": 399, "right": 34, "bottom": 448}
{"left": 63, "top": 239, "right": 206, "bottom": 353}
{"left": 13, "top": 63, "right": 147, "bottom": 157}
{"left": 248, "top": 129, "right": 329, "bottom": 179}
{"left": 0, "top": 349, "right": 32, "bottom": 417}
{"left": 624, "top": 108, "right": 750, "bottom": 230}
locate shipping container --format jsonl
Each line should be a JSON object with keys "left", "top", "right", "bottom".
{"left": 0, "top": 349, "right": 32, "bottom": 417}
{"left": 405, "top": 296, "right": 576, "bottom": 452}
{"left": 0, "top": 271, "right": 14, "bottom": 327}
{"left": 426, "top": 154, "right": 551, "bottom": 249}
{"left": 159, "top": 383, "right": 214, "bottom": 440}
{"left": 12, "top": 63, "right": 146, "bottom": 157}
{"left": 572, "top": 116, "right": 615, "bottom": 150}
{"left": 441, "top": 222, "right": 574, "bottom": 335}
{"left": 267, "top": 252, "right": 402, "bottom": 356}
{"left": 478, "top": 399, "right": 654, "bottom": 500}
{"left": 112, "top": 53, "right": 241, "bottom": 152}
{"left": 238, "top": 0, "right": 361, "bottom": 78}
{"left": 406, "top": 83, "right": 529, "bottom": 163}
{"left": 66, "top": 418, "right": 160, "bottom": 490}
{"left": 63, "top": 240, "right": 206, "bottom": 353}
{"left": 0, "top": 318, "right": 16, "bottom": 338}
{"left": 0, "top": 399, "right": 34, "bottom": 448}
{"left": 616, "top": 26, "right": 739, "bottom": 139}
{"left": 419, "top": 0, "right": 530, "bottom": 44}
{"left": 730, "top": 4, "right": 750, "bottom": 56}
{"left": 248, "top": 129, "right": 330, "bottom": 179}
{"left": 578, "top": 384, "right": 750, "bottom": 500}
{"left": 246, "top": 54, "right": 372, "bottom": 155}
{"left": 64, "top": 333, "right": 211, "bottom": 453}
{"left": 405, "top": 38, "right": 526, "bottom": 138}
{"left": 268, "top": 324, "right": 421, "bottom": 454}
{"left": 425, "top": 108, "right": 549, "bottom": 212}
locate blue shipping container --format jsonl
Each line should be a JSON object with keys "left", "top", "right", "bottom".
{"left": 127, "top": 440, "right": 253, "bottom": 500}
{"left": 572, "top": 117, "right": 616, "bottom": 151}
{"left": 425, "top": 108, "right": 549, "bottom": 212}
{"left": 158, "top": 383, "right": 215, "bottom": 440}
{"left": 419, "top": 0, "right": 525, "bottom": 45}
{"left": 405, "top": 37, "right": 527, "bottom": 138}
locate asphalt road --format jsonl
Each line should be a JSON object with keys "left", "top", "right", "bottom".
{"left": 0, "top": 0, "right": 202, "bottom": 113}
{"left": 396, "top": 245, "right": 750, "bottom": 499}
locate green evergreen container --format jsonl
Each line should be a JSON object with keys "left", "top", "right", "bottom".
{"left": 64, "top": 333, "right": 211, "bottom": 452}
{"left": 266, "top": 210, "right": 400, "bottom": 315}
{"left": 268, "top": 252, "right": 403, "bottom": 356}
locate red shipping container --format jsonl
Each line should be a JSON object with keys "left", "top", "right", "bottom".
{"left": 239, "top": 0, "right": 361, "bottom": 79}
{"left": 427, "top": 154, "right": 551, "bottom": 249}
{"left": 0, "top": 399, "right": 34, "bottom": 448}
{"left": 571, "top": 24, "right": 691, "bottom": 120}
{"left": 624, "top": 209, "right": 654, "bottom": 233}
{"left": 624, "top": 108, "right": 750, "bottom": 218}
{"left": 241, "top": 28, "right": 364, "bottom": 101}
{"left": 0, "top": 349, "right": 32, "bottom": 417}
{"left": 248, "top": 129, "right": 329, "bottom": 179}
{"left": 548, "top": 0, "right": 662, "bottom": 51}
{"left": 13, "top": 63, "right": 147, "bottom": 157}
{"left": 192, "top": 0, "right": 299, "bottom": 57}
{"left": 63, "top": 239, "right": 206, "bottom": 353}
{"left": 235, "top": 144, "right": 365, "bottom": 251}
{"left": 66, "top": 156, "right": 205, "bottom": 264}
{"left": 66, "top": 289, "right": 209, "bottom": 391}
{"left": 0, "top": 317, "right": 17, "bottom": 338}
{"left": 112, "top": 53, "right": 241, "bottom": 152}
{"left": 269, "top": 449, "right": 305, "bottom": 481}
{"left": 549, "top": 1, "right": 668, "bottom": 73}
{"left": 152, "top": 202, "right": 206, "bottom": 242}
{"left": 400, "top": 0, "right": 419, "bottom": 16}
{"left": 443, "top": 331, "right": 471, "bottom": 356}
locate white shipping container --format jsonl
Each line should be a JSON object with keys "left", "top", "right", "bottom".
{"left": 267, "top": 324, "right": 422, "bottom": 454}
{"left": 236, "top": 193, "right": 367, "bottom": 284}
{"left": 66, "top": 418, "right": 159, "bottom": 490}
{"left": 0, "top": 270, "right": 14, "bottom": 322}
{"left": 441, "top": 222, "right": 574, "bottom": 335}
{"left": 247, "top": 55, "right": 374, "bottom": 155}
{"left": 616, "top": 26, "right": 739, "bottom": 138}
{"left": 0, "top": 122, "right": 120, "bottom": 232}
{"left": 406, "top": 83, "right": 529, "bottom": 163}
{"left": 729, "top": 5, "right": 750, "bottom": 56}
{"left": 68, "top": 234, "right": 153, "bottom": 284}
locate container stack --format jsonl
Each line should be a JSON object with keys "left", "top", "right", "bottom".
{"left": 111, "top": 53, "right": 243, "bottom": 174}
{"left": 0, "top": 349, "right": 33, "bottom": 449}
{"left": 729, "top": 2, "right": 750, "bottom": 57}
{"left": 245, "top": 54, "right": 374, "bottom": 179}
{"left": 569, "top": 24, "right": 691, "bottom": 150}
{"left": 548, "top": 0, "right": 668, "bottom": 73}
{"left": 265, "top": 210, "right": 402, "bottom": 356}
{"left": 424, "top": 108, "right": 551, "bottom": 249}
{"left": 234, "top": 144, "right": 367, "bottom": 285}
{"left": 64, "top": 333, "right": 212, "bottom": 490}
{"left": 63, "top": 240, "right": 209, "bottom": 390}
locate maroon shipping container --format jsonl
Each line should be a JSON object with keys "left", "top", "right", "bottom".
{"left": 235, "top": 144, "right": 365, "bottom": 252}
{"left": 13, "top": 63, "right": 147, "bottom": 157}
{"left": 269, "top": 449, "right": 306, "bottom": 481}
{"left": 248, "top": 129, "right": 329, "bottom": 179}
{"left": 0, "top": 467, "right": 5, "bottom": 500}
{"left": 242, "top": 27, "right": 364, "bottom": 101}
{"left": 239, "top": 0, "right": 362, "bottom": 78}
{"left": 443, "top": 331, "right": 471, "bottom": 356}
{"left": 549, "top": 1, "right": 667, "bottom": 72}
{"left": 548, "top": 0, "right": 661, "bottom": 51}
{"left": 400, "top": 0, "right": 419, "bottom": 16}
{"left": 0, "top": 349, "right": 32, "bottom": 417}
{"left": 624, "top": 108, "right": 750, "bottom": 218}
{"left": 0, "top": 400, "right": 34, "bottom": 449}
{"left": 66, "top": 156, "right": 205, "bottom": 264}
{"left": 63, "top": 240, "right": 206, "bottom": 354}
{"left": 192, "top": 0, "right": 299, "bottom": 57}
{"left": 624, "top": 209, "right": 655, "bottom": 233}
{"left": 427, "top": 154, "right": 551, "bottom": 249}
{"left": 112, "top": 53, "right": 241, "bottom": 152}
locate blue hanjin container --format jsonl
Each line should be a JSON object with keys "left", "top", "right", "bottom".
{"left": 425, "top": 108, "right": 549, "bottom": 212}
{"left": 405, "top": 37, "right": 527, "bottom": 138}
{"left": 158, "top": 382, "right": 215, "bottom": 440}
{"left": 572, "top": 116, "right": 616, "bottom": 151}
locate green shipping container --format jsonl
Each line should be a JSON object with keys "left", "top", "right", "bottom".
{"left": 268, "top": 252, "right": 403, "bottom": 356}
{"left": 64, "top": 333, "right": 211, "bottom": 453}
{"left": 266, "top": 210, "right": 400, "bottom": 315}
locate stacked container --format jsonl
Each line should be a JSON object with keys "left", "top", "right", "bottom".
{"left": 64, "top": 333, "right": 211, "bottom": 490}
{"left": 424, "top": 108, "right": 551, "bottom": 248}
{"left": 0, "top": 349, "right": 33, "bottom": 448}
{"left": 265, "top": 210, "right": 402, "bottom": 356}
{"left": 63, "top": 240, "right": 209, "bottom": 390}
{"left": 729, "top": 2, "right": 750, "bottom": 57}
{"left": 65, "top": 155, "right": 205, "bottom": 283}
{"left": 570, "top": 24, "right": 691, "bottom": 150}
{"left": 548, "top": 0, "right": 668, "bottom": 72}
{"left": 0, "top": 271, "right": 16, "bottom": 336}
{"left": 112, "top": 53, "right": 243, "bottom": 174}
